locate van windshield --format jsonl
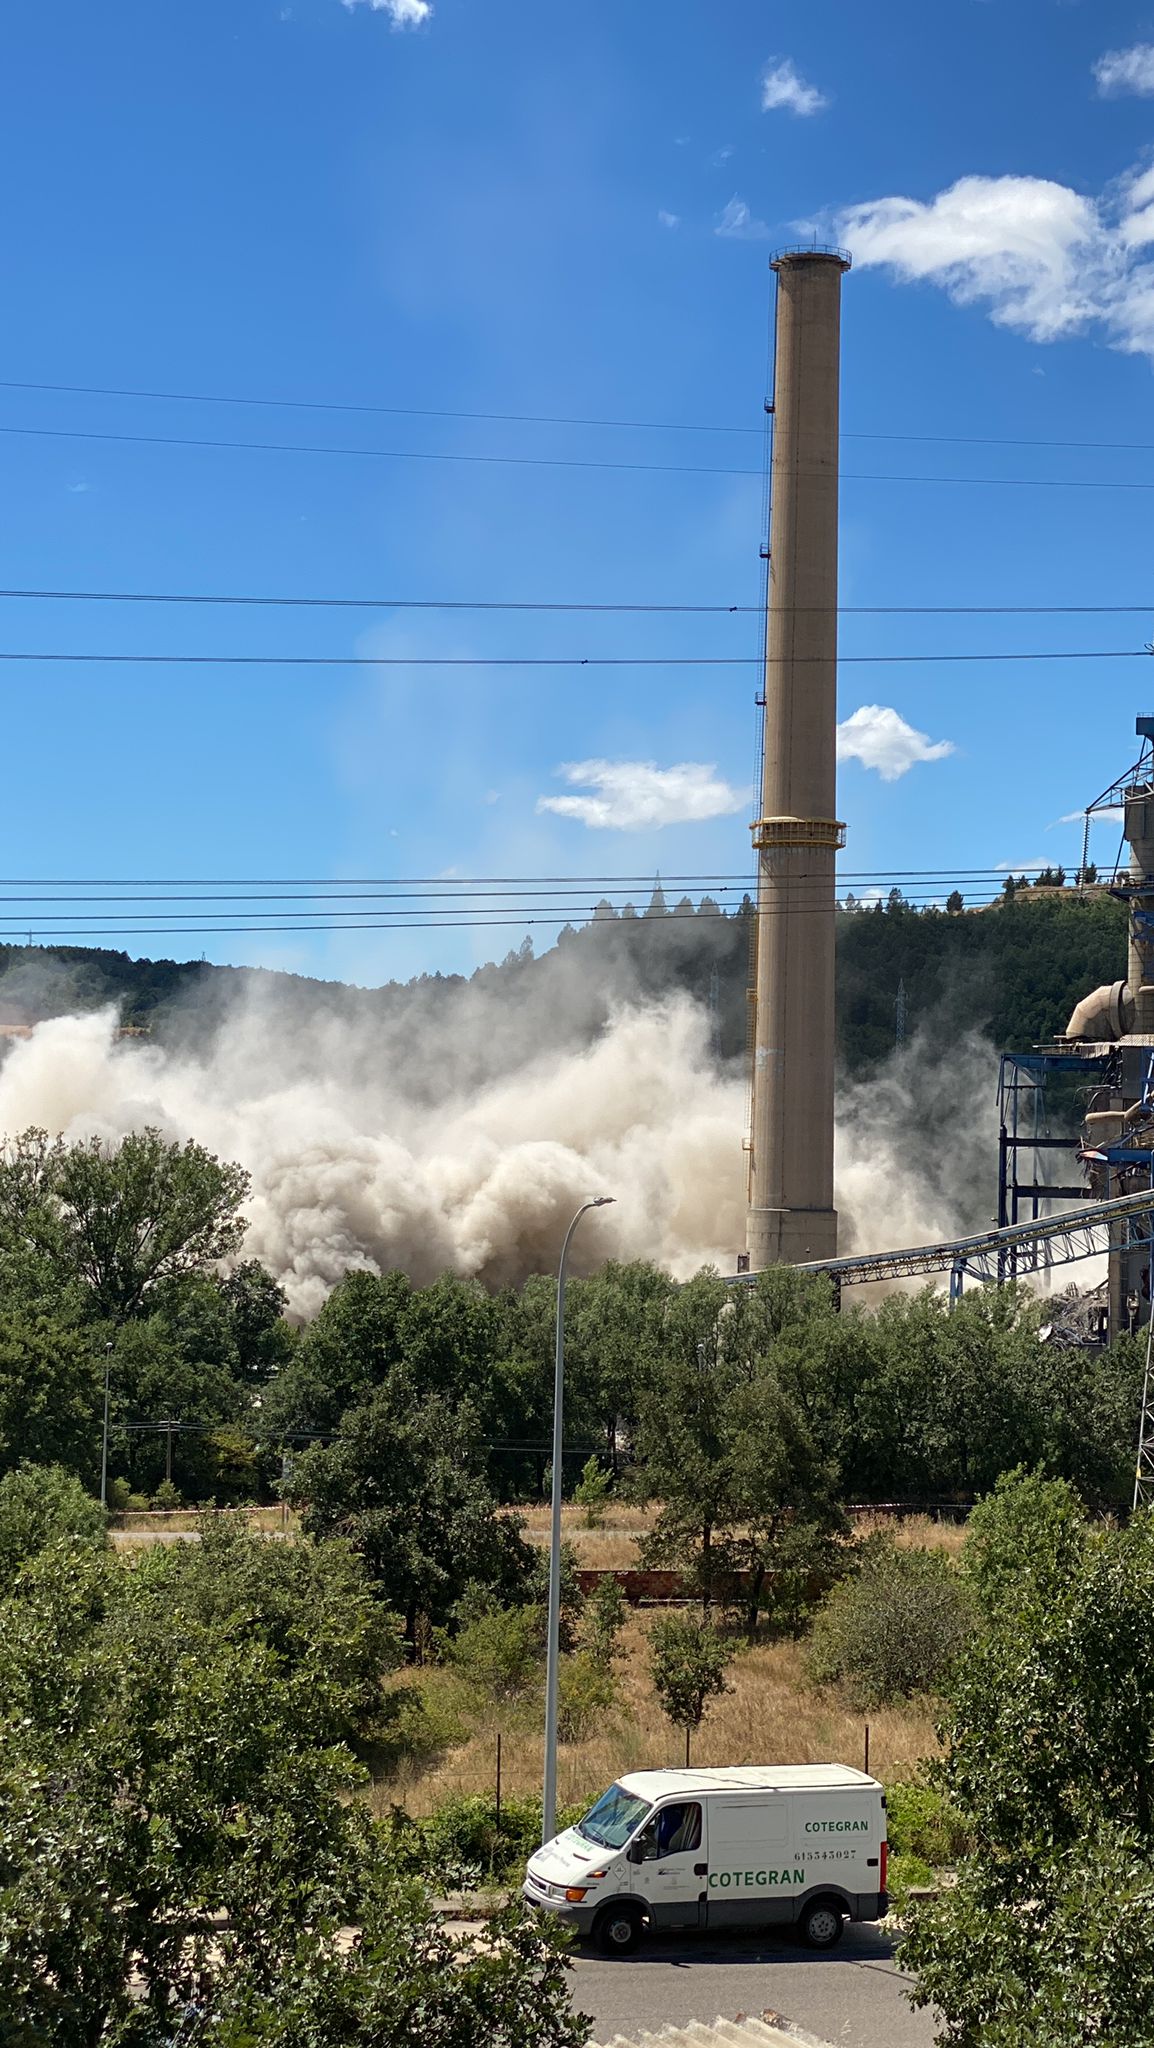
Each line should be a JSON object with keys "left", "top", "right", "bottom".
{"left": 576, "top": 1784, "right": 652, "bottom": 1850}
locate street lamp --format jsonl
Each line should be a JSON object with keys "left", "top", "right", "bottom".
{"left": 99, "top": 1341, "right": 113, "bottom": 1510}
{"left": 542, "top": 1195, "right": 614, "bottom": 1846}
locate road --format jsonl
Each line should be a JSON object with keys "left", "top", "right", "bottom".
{"left": 570, "top": 1923, "right": 937, "bottom": 2048}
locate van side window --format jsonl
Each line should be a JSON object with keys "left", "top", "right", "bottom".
{"left": 649, "top": 1803, "right": 702, "bottom": 1857}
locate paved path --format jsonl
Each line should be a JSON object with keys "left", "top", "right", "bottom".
{"left": 570, "top": 1924, "right": 937, "bottom": 2048}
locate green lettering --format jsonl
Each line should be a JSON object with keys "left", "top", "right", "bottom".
{"left": 744, "top": 1871, "right": 754, "bottom": 1887}
{"left": 794, "top": 1869, "right": 805, "bottom": 1885}
{"left": 756, "top": 1871, "right": 767, "bottom": 1887}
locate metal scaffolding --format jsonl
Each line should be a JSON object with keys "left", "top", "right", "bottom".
{"left": 729, "top": 1185, "right": 1154, "bottom": 1297}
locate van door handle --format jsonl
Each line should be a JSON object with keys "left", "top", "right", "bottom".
{"left": 694, "top": 1863, "right": 708, "bottom": 1877}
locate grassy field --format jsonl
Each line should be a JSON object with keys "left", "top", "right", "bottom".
{"left": 515, "top": 1502, "right": 968, "bottom": 1569}
{"left": 374, "top": 1607, "right": 939, "bottom": 1819}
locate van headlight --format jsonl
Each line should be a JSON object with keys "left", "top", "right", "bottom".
{"left": 565, "top": 1887, "right": 589, "bottom": 1902}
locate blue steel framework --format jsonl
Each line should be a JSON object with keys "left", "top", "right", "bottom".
{"left": 996, "top": 1049, "right": 1109, "bottom": 1282}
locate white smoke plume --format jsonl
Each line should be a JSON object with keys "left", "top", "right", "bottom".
{"left": 0, "top": 996, "right": 748, "bottom": 1314}
{"left": 0, "top": 987, "right": 998, "bottom": 1314}
{"left": 836, "top": 1031, "right": 999, "bottom": 1259}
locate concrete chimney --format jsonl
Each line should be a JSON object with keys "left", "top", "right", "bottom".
{"left": 746, "top": 247, "right": 850, "bottom": 1272}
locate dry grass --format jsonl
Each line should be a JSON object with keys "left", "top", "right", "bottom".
{"left": 373, "top": 1609, "right": 939, "bottom": 1819}
{"left": 850, "top": 1511, "right": 968, "bottom": 1559}
{"left": 514, "top": 1501, "right": 970, "bottom": 1569}
{"left": 112, "top": 1506, "right": 296, "bottom": 1536}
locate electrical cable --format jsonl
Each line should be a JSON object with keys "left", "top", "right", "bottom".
{"left": 11, "top": 419, "right": 1154, "bottom": 492}
{"left": 0, "top": 648, "right": 1146, "bottom": 668}
{"left": 9, "top": 373, "right": 1154, "bottom": 458}
{"left": 0, "top": 895, "right": 1063, "bottom": 939}
{"left": 2, "top": 585, "right": 1154, "bottom": 616}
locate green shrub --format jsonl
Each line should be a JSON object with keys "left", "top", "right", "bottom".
{"left": 887, "top": 1851, "right": 936, "bottom": 1908}
{"left": 581, "top": 1574, "right": 628, "bottom": 1665}
{"left": 126, "top": 1492, "right": 151, "bottom": 1513}
{"left": 107, "top": 1476, "right": 132, "bottom": 1514}
{"left": 0, "top": 1463, "right": 107, "bottom": 1580}
{"left": 449, "top": 1604, "right": 543, "bottom": 1711}
{"left": 151, "top": 1478, "right": 182, "bottom": 1511}
{"left": 387, "top": 1794, "right": 588, "bottom": 1887}
{"left": 556, "top": 1651, "right": 617, "bottom": 1742}
{"left": 573, "top": 1455, "right": 611, "bottom": 1528}
{"left": 963, "top": 1466, "right": 1088, "bottom": 1625}
{"left": 886, "top": 1781, "right": 970, "bottom": 1866}
{"left": 808, "top": 1533, "right": 973, "bottom": 1708}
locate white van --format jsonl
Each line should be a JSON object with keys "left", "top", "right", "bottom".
{"left": 524, "top": 1764, "right": 887, "bottom": 1955}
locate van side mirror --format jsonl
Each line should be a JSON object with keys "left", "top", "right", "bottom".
{"left": 626, "top": 1839, "right": 644, "bottom": 1865}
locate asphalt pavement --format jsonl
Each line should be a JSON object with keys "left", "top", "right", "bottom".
{"left": 570, "top": 1922, "right": 938, "bottom": 2048}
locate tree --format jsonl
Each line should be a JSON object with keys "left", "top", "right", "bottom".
{"left": 633, "top": 1272, "right": 736, "bottom": 1607}
{"left": 648, "top": 1614, "right": 733, "bottom": 1764}
{"left": 807, "top": 1532, "right": 973, "bottom": 1709}
{"left": 0, "top": 1127, "right": 250, "bottom": 1322}
{"left": 903, "top": 1485, "right": 1154, "bottom": 2044}
{"left": 132, "top": 1513, "right": 402, "bottom": 1749}
{"left": 573, "top": 1454, "right": 611, "bottom": 1528}
{"left": 0, "top": 1462, "right": 106, "bottom": 1581}
{"left": 963, "top": 1465, "right": 1088, "bottom": 1625}
{"left": 202, "top": 1893, "right": 588, "bottom": 2048}
{"left": 946, "top": 890, "right": 964, "bottom": 914}
{"left": 0, "top": 1306, "right": 103, "bottom": 1478}
{"left": 290, "top": 1388, "right": 534, "bottom": 1647}
{"left": 0, "top": 1541, "right": 584, "bottom": 2048}
{"left": 635, "top": 1269, "right": 848, "bottom": 1630}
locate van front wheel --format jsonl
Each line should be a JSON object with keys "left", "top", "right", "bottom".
{"left": 595, "top": 1903, "right": 645, "bottom": 1956}
{"left": 800, "top": 1897, "right": 845, "bottom": 1949}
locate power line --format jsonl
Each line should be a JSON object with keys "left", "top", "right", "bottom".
{"left": 11, "top": 418, "right": 1154, "bottom": 493}
{"left": 0, "top": 910, "right": 997, "bottom": 938}
{"left": 0, "top": 868, "right": 1095, "bottom": 887}
{"left": 2, "top": 585, "right": 1153, "bottom": 617}
{"left": 0, "top": 648, "right": 1146, "bottom": 668}
{"left": 7, "top": 374, "right": 1154, "bottom": 459}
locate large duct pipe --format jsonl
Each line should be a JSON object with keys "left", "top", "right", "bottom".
{"left": 746, "top": 248, "right": 850, "bottom": 1271}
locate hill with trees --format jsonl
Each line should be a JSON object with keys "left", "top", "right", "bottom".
{"left": 0, "top": 882, "right": 1130, "bottom": 1079}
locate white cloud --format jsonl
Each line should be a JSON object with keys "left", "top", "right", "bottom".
{"left": 761, "top": 57, "right": 828, "bottom": 117}
{"left": 537, "top": 760, "right": 750, "bottom": 832}
{"left": 658, "top": 209, "right": 680, "bottom": 229}
{"left": 715, "top": 196, "right": 771, "bottom": 241}
{"left": 836, "top": 159, "right": 1154, "bottom": 358}
{"left": 342, "top": 0, "right": 430, "bottom": 25}
{"left": 1057, "top": 806, "right": 1124, "bottom": 825}
{"left": 995, "top": 859, "right": 1048, "bottom": 872}
{"left": 836, "top": 705, "right": 954, "bottom": 782}
{"left": 1095, "top": 45, "right": 1154, "bottom": 97}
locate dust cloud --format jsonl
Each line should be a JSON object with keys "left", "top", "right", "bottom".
{"left": 0, "top": 984, "right": 996, "bottom": 1315}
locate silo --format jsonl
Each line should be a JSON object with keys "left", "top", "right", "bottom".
{"left": 746, "top": 248, "right": 850, "bottom": 1271}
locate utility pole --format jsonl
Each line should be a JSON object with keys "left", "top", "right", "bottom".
{"left": 895, "top": 979, "right": 907, "bottom": 1052}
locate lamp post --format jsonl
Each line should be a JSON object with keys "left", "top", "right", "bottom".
{"left": 542, "top": 1194, "right": 614, "bottom": 1846}
{"left": 99, "top": 1341, "right": 113, "bottom": 1510}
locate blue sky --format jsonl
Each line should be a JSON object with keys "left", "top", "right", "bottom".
{"left": 4, "top": 0, "right": 1154, "bottom": 982}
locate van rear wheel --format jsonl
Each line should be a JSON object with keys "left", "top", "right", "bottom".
{"left": 595, "top": 1903, "right": 645, "bottom": 1956}
{"left": 801, "top": 1897, "right": 845, "bottom": 1949}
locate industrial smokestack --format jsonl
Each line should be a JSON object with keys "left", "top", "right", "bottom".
{"left": 746, "top": 246, "right": 850, "bottom": 1271}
